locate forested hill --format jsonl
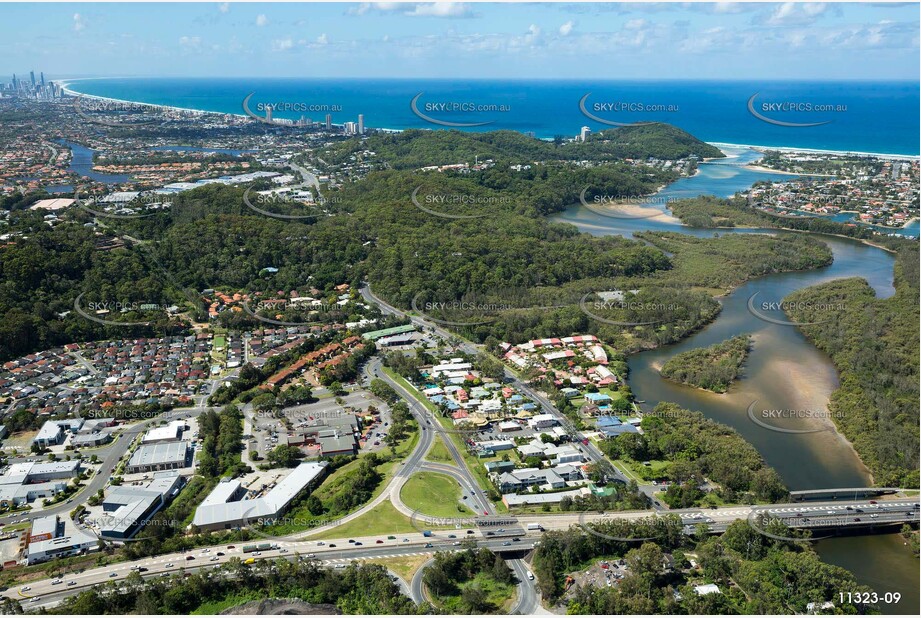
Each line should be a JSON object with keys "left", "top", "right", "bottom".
{"left": 321, "top": 123, "right": 725, "bottom": 169}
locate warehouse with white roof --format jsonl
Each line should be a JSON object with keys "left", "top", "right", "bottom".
{"left": 192, "top": 462, "right": 327, "bottom": 532}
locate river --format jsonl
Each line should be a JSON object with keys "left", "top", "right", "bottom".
{"left": 551, "top": 146, "right": 919, "bottom": 613}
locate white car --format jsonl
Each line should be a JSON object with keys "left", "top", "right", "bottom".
{"left": 30, "top": 597, "right": 41, "bottom": 603}
{"left": 67, "top": 581, "right": 76, "bottom": 586}
{"left": 21, "top": 587, "right": 31, "bottom": 592}
{"left": 210, "top": 556, "right": 219, "bottom": 562}
{"left": 306, "top": 553, "right": 316, "bottom": 558}
{"left": 165, "top": 563, "right": 174, "bottom": 568}
{"left": 51, "top": 580, "right": 62, "bottom": 585}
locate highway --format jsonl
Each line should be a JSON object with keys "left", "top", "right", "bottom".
{"left": 3, "top": 285, "right": 915, "bottom": 612}
{"left": 4, "top": 492, "right": 916, "bottom": 610}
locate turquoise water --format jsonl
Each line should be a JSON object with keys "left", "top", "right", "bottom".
{"left": 68, "top": 77, "right": 920, "bottom": 156}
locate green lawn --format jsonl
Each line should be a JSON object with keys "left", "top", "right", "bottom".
{"left": 400, "top": 471, "right": 473, "bottom": 518}
{"left": 424, "top": 436, "right": 454, "bottom": 463}
{"left": 192, "top": 592, "right": 262, "bottom": 615}
{"left": 305, "top": 500, "right": 417, "bottom": 539}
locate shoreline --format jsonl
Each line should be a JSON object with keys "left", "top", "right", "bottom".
{"left": 707, "top": 141, "right": 919, "bottom": 161}
{"left": 57, "top": 80, "right": 920, "bottom": 160}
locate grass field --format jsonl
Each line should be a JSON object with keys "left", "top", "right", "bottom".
{"left": 363, "top": 554, "right": 432, "bottom": 581}
{"left": 400, "top": 471, "right": 473, "bottom": 518}
{"left": 424, "top": 436, "right": 453, "bottom": 463}
{"left": 304, "top": 500, "right": 417, "bottom": 539}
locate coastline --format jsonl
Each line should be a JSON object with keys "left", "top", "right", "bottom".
{"left": 707, "top": 141, "right": 919, "bottom": 161}
{"left": 57, "top": 80, "right": 921, "bottom": 160}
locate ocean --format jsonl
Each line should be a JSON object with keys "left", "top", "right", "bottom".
{"left": 67, "top": 78, "right": 920, "bottom": 156}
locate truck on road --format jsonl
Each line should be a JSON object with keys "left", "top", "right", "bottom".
{"left": 527, "top": 523, "right": 544, "bottom": 531}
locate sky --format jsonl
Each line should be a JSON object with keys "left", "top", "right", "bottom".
{"left": 0, "top": 2, "right": 918, "bottom": 80}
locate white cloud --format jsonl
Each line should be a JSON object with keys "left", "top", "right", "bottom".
{"left": 559, "top": 21, "right": 574, "bottom": 36}
{"left": 271, "top": 38, "right": 293, "bottom": 52}
{"left": 764, "top": 2, "right": 829, "bottom": 26}
{"left": 179, "top": 36, "right": 201, "bottom": 48}
{"left": 349, "top": 2, "right": 475, "bottom": 18}
{"left": 256, "top": 14, "right": 269, "bottom": 27}
{"left": 317, "top": 33, "right": 329, "bottom": 45}
{"left": 73, "top": 13, "right": 86, "bottom": 32}
{"left": 219, "top": 3, "right": 229, "bottom": 14}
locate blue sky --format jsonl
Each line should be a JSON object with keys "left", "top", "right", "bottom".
{"left": 0, "top": 2, "right": 918, "bottom": 79}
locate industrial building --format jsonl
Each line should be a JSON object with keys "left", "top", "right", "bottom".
{"left": 191, "top": 462, "right": 327, "bottom": 532}
{"left": 126, "top": 441, "right": 192, "bottom": 473}
{"left": 98, "top": 472, "right": 185, "bottom": 539}
{"left": 0, "top": 460, "right": 82, "bottom": 507}
{"left": 142, "top": 420, "right": 186, "bottom": 444}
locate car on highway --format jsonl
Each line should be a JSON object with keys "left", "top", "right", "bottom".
{"left": 376, "top": 539, "right": 383, "bottom": 544}
{"left": 210, "top": 556, "right": 220, "bottom": 561}
{"left": 512, "top": 537, "right": 521, "bottom": 542}
{"left": 21, "top": 586, "right": 31, "bottom": 592}
{"left": 67, "top": 581, "right": 76, "bottom": 586}
{"left": 348, "top": 539, "right": 355, "bottom": 543}
{"left": 186, "top": 555, "right": 195, "bottom": 560}
{"left": 51, "top": 580, "right": 62, "bottom": 585}
{"left": 502, "top": 542, "right": 511, "bottom": 546}
{"left": 485, "top": 531, "right": 495, "bottom": 536}
{"left": 328, "top": 544, "right": 336, "bottom": 548}
{"left": 165, "top": 563, "right": 174, "bottom": 568}
{"left": 354, "top": 541, "right": 363, "bottom": 546}
{"left": 30, "top": 597, "right": 40, "bottom": 603}
{"left": 424, "top": 543, "right": 433, "bottom": 548}
{"left": 448, "top": 534, "right": 456, "bottom": 539}
{"left": 217, "top": 552, "right": 225, "bottom": 556}
{"left": 466, "top": 530, "right": 474, "bottom": 534}
{"left": 109, "top": 572, "right": 118, "bottom": 577}
{"left": 280, "top": 548, "right": 288, "bottom": 553}
{"left": 317, "top": 541, "right": 325, "bottom": 546}
{"left": 403, "top": 538, "right": 410, "bottom": 542}
{"left": 307, "top": 553, "right": 316, "bottom": 558}
{"left": 452, "top": 541, "right": 461, "bottom": 546}
{"left": 227, "top": 545, "right": 235, "bottom": 549}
